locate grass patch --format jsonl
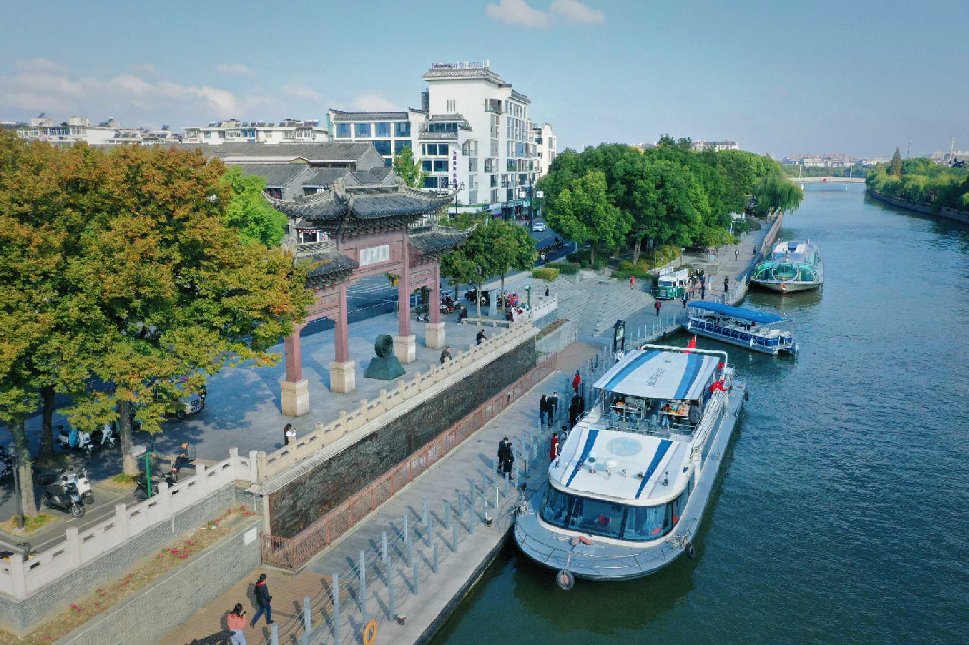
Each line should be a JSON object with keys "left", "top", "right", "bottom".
{"left": 0, "top": 505, "right": 258, "bottom": 645}
{"left": 536, "top": 318, "right": 569, "bottom": 340}
{"left": 102, "top": 473, "right": 138, "bottom": 491}
{"left": 0, "top": 513, "right": 59, "bottom": 534}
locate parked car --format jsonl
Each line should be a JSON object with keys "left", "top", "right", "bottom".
{"left": 531, "top": 220, "right": 547, "bottom": 232}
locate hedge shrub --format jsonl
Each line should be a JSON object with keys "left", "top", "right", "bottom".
{"left": 546, "top": 262, "right": 580, "bottom": 275}
{"left": 532, "top": 268, "right": 560, "bottom": 282}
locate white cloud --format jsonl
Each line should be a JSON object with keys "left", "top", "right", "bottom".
{"left": 15, "top": 58, "right": 68, "bottom": 74}
{"left": 215, "top": 63, "right": 254, "bottom": 76}
{"left": 550, "top": 0, "right": 605, "bottom": 24}
{"left": 282, "top": 82, "right": 324, "bottom": 102}
{"left": 188, "top": 86, "right": 239, "bottom": 115}
{"left": 111, "top": 74, "right": 155, "bottom": 95}
{"left": 351, "top": 92, "right": 399, "bottom": 112}
{"left": 486, "top": 0, "right": 549, "bottom": 28}
{"left": 130, "top": 63, "right": 157, "bottom": 74}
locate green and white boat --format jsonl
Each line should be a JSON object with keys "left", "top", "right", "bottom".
{"left": 751, "top": 240, "right": 823, "bottom": 293}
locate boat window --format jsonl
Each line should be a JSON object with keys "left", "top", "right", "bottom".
{"left": 540, "top": 487, "right": 571, "bottom": 527}
{"left": 567, "top": 496, "right": 625, "bottom": 539}
{"left": 621, "top": 504, "right": 666, "bottom": 541}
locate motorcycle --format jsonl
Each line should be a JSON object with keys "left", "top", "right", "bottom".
{"left": 90, "top": 423, "right": 118, "bottom": 451}
{"left": 56, "top": 425, "right": 94, "bottom": 456}
{"left": 42, "top": 479, "right": 86, "bottom": 517}
{"left": 134, "top": 469, "right": 177, "bottom": 501}
{"left": 464, "top": 289, "right": 490, "bottom": 306}
{"left": 37, "top": 467, "right": 94, "bottom": 504}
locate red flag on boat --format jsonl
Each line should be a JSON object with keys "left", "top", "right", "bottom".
{"left": 685, "top": 336, "right": 697, "bottom": 353}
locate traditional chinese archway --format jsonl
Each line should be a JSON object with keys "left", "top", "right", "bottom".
{"left": 266, "top": 181, "right": 468, "bottom": 416}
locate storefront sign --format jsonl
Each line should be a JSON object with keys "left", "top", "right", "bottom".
{"left": 359, "top": 244, "right": 390, "bottom": 267}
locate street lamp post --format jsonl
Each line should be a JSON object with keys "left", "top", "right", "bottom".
{"left": 10, "top": 446, "right": 24, "bottom": 530}
{"left": 452, "top": 181, "right": 466, "bottom": 218}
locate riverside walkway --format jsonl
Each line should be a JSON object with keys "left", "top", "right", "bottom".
{"left": 160, "top": 342, "right": 601, "bottom": 645}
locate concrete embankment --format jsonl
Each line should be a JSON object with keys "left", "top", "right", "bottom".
{"left": 868, "top": 189, "right": 969, "bottom": 225}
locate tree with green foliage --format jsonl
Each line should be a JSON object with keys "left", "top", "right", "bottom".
{"left": 220, "top": 167, "right": 289, "bottom": 246}
{"left": 0, "top": 133, "right": 314, "bottom": 487}
{"left": 393, "top": 146, "right": 426, "bottom": 188}
{"left": 890, "top": 147, "right": 903, "bottom": 178}
{"left": 475, "top": 219, "right": 535, "bottom": 310}
{"left": 752, "top": 175, "right": 804, "bottom": 216}
{"left": 544, "top": 171, "right": 631, "bottom": 265}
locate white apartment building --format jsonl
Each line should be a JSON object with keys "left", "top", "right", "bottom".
{"left": 532, "top": 122, "right": 557, "bottom": 178}
{"left": 692, "top": 140, "right": 740, "bottom": 152}
{"left": 17, "top": 116, "right": 128, "bottom": 144}
{"left": 327, "top": 61, "right": 549, "bottom": 212}
{"left": 181, "top": 119, "right": 328, "bottom": 145}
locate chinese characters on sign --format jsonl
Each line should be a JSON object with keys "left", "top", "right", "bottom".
{"left": 359, "top": 244, "right": 390, "bottom": 267}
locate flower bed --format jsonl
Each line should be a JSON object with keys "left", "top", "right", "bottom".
{"left": 0, "top": 505, "right": 256, "bottom": 645}
{"left": 536, "top": 318, "right": 568, "bottom": 340}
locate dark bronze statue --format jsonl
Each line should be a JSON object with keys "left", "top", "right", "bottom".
{"left": 364, "top": 334, "right": 405, "bottom": 380}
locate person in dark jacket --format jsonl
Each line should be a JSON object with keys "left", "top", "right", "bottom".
{"left": 569, "top": 394, "right": 583, "bottom": 430}
{"left": 476, "top": 329, "right": 487, "bottom": 345}
{"left": 548, "top": 391, "right": 559, "bottom": 425}
{"left": 501, "top": 440, "right": 515, "bottom": 479}
{"left": 250, "top": 573, "right": 273, "bottom": 627}
{"left": 458, "top": 306, "right": 468, "bottom": 323}
{"left": 539, "top": 394, "right": 548, "bottom": 427}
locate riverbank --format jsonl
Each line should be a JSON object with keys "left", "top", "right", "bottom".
{"left": 868, "top": 188, "right": 969, "bottom": 225}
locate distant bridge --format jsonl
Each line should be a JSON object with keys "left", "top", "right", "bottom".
{"left": 786, "top": 176, "right": 866, "bottom": 184}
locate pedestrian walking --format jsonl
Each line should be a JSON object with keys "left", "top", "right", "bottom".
{"left": 682, "top": 290, "right": 688, "bottom": 308}
{"left": 752, "top": 246, "right": 757, "bottom": 257}
{"left": 571, "top": 370, "right": 581, "bottom": 394}
{"left": 550, "top": 432, "right": 560, "bottom": 460}
{"left": 701, "top": 284, "right": 706, "bottom": 299}
{"left": 539, "top": 394, "right": 548, "bottom": 427}
{"left": 654, "top": 300, "right": 662, "bottom": 316}
{"left": 548, "top": 391, "right": 559, "bottom": 425}
{"left": 569, "top": 394, "right": 583, "bottom": 429}
{"left": 250, "top": 574, "right": 273, "bottom": 627}
{"left": 544, "top": 285, "right": 550, "bottom": 297}
{"left": 497, "top": 436, "right": 510, "bottom": 475}
{"left": 476, "top": 329, "right": 486, "bottom": 345}
{"left": 283, "top": 424, "right": 295, "bottom": 447}
{"left": 735, "top": 248, "right": 739, "bottom": 261}
{"left": 440, "top": 345, "right": 452, "bottom": 363}
{"left": 458, "top": 306, "right": 468, "bottom": 324}
{"left": 630, "top": 275, "right": 636, "bottom": 290}
{"left": 724, "top": 277, "right": 729, "bottom": 294}
{"left": 227, "top": 604, "right": 247, "bottom": 645}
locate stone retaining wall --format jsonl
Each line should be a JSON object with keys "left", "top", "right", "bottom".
{"left": 267, "top": 335, "right": 538, "bottom": 538}
{"left": 868, "top": 189, "right": 969, "bottom": 224}
{"left": 56, "top": 518, "right": 262, "bottom": 645}
{"left": 0, "top": 485, "right": 259, "bottom": 636}
{"left": 536, "top": 320, "right": 577, "bottom": 356}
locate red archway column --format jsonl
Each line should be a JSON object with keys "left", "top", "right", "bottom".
{"left": 330, "top": 282, "right": 356, "bottom": 393}
{"left": 281, "top": 323, "right": 309, "bottom": 416}
{"left": 395, "top": 231, "right": 416, "bottom": 363}
{"left": 426, "top": 262, "right": 446, "bottom": 349}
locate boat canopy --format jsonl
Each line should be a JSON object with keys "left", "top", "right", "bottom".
{"left": 688, "top": 301, "right": 788, "bottom": 324}
{"left": 593, "top": 349, "right": 719, "bottom": 400}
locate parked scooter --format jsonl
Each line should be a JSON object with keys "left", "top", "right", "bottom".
{"left": 60, "top": 467, "right": 94, "bottom": 504}
{"left": 42, "top": 478, "right": 86, "bottom": 517}
{"left": 90, "top": 422, "right": 118, "bottom": 451}
{"left": 133, "top": 469, "right": 177, "bottom": 501}
{"left": 56, "top": 425, "right": 94, "bottom": 456}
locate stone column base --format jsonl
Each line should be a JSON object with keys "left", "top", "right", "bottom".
{"left": 425, "top": 322, "right": 446, "bottom": 349}
{"left": 329, "top": 360, "right": 356, "bottom": 394}
{"left": 394, "top": 335, "right": 417, "bottom": 364}
{"left": 280, "top": 379, "right": 310, "bottom": 416}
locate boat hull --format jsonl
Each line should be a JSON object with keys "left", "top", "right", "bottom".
{"left": 513, "top": 385, "right": 745, "bottom": 581}
{"left": 686, "top": 320, "right": 797, "bottom": 356}
{"left": 750, "top": 279, "right": 821, "bottom": 293}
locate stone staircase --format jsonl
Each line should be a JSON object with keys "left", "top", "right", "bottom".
{"left": 549, "top": 273, "right": 656, "bottom": 338}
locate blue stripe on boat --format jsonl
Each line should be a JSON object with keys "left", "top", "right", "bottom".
{"left": 603, "top": 351, "right": 659, "bottom": 391}
{"left": 674, "top": 353, "right": 703, "bottom": 399}
{"left": 635, "top": 440, "right": 673, "bottom": 499}
{"left": 565, "top": 429, "right": 599, "bottom": 487}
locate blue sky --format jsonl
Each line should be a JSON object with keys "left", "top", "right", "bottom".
{"left": 2, "top": 0, "right": 966, "bottom": 158}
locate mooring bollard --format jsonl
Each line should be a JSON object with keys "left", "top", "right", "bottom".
{"left": 382, "top": 531, "right": 388, "bottom": 564}
{"left": 422, "top": 495, "right": 428, "bottom": 526}
{"left": 413, "top": 560, "right": 420, "bottom": 594}
{"left": 303, "top": 595, "right": 312, "bottom": 634}
{"left": 333, "top": 573, "right": 341, "bottom": 642}
{"left": 360, "top": 550, "right": 367, "bottom": 623}
{"left": 270, "top": 622, "right": 280, "bottom": 645}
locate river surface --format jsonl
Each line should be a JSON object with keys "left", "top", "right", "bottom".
{"left": 430, "top": 184, "right": 969, "bottom": 644}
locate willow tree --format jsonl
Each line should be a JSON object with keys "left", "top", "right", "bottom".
{"left": 752, "top": 176, "right": 804, "bottom": 216}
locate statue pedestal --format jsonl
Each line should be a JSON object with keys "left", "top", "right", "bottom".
{"left": 425, "top": 323, "right": 445, "bottom": 349}
{"left": 280, "top": 379, "right": 310, "bottom": 416}
{"left": 329, "top": 360, "right": 356, "bottom": 394}
{"left": 394, "top": 335, "right": 416, "bottom": 364}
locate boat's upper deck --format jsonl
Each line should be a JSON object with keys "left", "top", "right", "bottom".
{"left": 768, "top": 240, "right": 821, "bottom": 265}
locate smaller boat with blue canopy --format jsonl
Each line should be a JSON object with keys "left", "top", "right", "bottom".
{"left": 514, "top": 344, "right": 746, "bottom": 582}
{"left": 687, "top": 301, "right": 797, "bottom": 356}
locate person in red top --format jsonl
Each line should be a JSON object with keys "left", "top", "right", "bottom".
{"left": 226, "top": 603, "right": 247, "bottom": 645}
{"left": 550, "top": 432, "right": 559, "bottom": 460}
{"left": 571, "top": 371, "right": 581, "bottom": 394}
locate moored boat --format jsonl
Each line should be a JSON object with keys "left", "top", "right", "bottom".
{"left": 751, "top": 240, "right": 823, "bottom": 293}
{"left": 686, "top": 301, "right": 797, "bottom": 356}
{"left": 514, "top": 344, "right": 746, "bottom": 582}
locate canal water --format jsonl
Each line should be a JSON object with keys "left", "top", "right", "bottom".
{"left": 430, "top": 184, "right": 969, "bottom": 644}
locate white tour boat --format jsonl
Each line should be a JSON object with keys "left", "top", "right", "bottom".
{"left": 514, "top": 344, "right": 746, "bottom": 583}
